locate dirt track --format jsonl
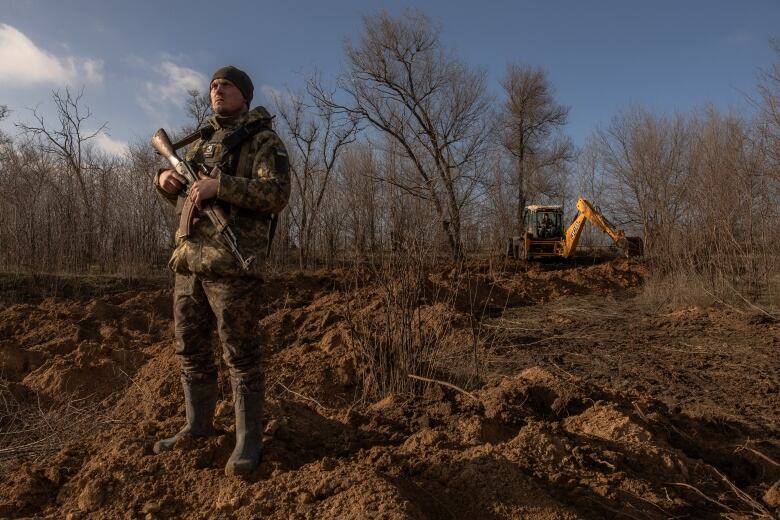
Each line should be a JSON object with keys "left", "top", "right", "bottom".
{"left": 1, "top": 260, "right": 779, "bottom": 519}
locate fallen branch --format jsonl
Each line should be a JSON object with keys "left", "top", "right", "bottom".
{"left": 726, "top": 281, "right": 776, "bottom": 319}
{"left": 0, "top": 429, "right": 63, "bottom": 455}
{"left": 407, "top": 374, "right": 479, "bottom": 402}
{"left": 117, "top": 367, "right": 156, "bottom": 405}
{"left": 711, "top": 467, "right": 772, "bottom": 517}
{"left": 670, "top": 482, "right": 736, "bottom": 513}
{"left": 734, "top": 444, "right": 779, "bottom": 467}
{"left": 631, "top": 401, "right": 650, "bottom": 423}
{"left": 275, "top": 382, "right": 330, "bottom": 412}
{"left": 548, "top": 361, "right": 576, "bottom": 380}
{"left": 619, "top": 488, "right": 673, "bottom": 517}
{"left": 699, "top": 285, "right": 745, "bottom": 315}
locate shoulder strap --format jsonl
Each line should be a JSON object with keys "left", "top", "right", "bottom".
{"left": 221, "top": 116, "right": 274, "bottom": 153}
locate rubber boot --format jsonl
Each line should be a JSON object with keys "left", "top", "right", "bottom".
{"left": 153, "top": 380, "right": 217, "bottom": 453}
{"left": 225, "top": 389, "right": 263, "bottom": 476}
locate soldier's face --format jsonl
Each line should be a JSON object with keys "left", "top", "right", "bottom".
{"left": 210, "top": 79, "right": 246, "bottom": 116}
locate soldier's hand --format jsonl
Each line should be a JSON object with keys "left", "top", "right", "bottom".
{"left": 189, "top": 172, "right": 218, "bottom": 209}
{"left": 159, "top": 169, "right": 186, "bottom": 194}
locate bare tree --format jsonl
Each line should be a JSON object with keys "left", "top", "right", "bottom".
{"left": 0, "top": 105, "right": 9, "bottom": 145}
{"left": 479, "top": 152, "right": 515, "bottom": 251}
{"left": 756, "top": 41, "right": 780, "bottom": 172}
{"left": 272, "top": 85, "right": 358, "bottom": 269}
{"left": 593, "top": 106, "right": 692, "bottom": 259}
{"left": 0, "top": 134, "right": 57, "bottom": 270}
{"left": 184, "top": 89, "right": 212, "bottom": 130}
{"left": 123, "top": 138, "right": 177, "bottom": 268}
{"left": 497, "top": 64, "right": 573, "bottom": 234}
{"left": 16, "top": 88, "right": 107, "bottom": 265}
{"left": 340, "top": 143, "right": 380, "bottom": 256}
{"left": 16, "top": 88, "right": 105, "bottom": 205}
{"left": 313, "top": 10, "right": 490, "bottom": 260}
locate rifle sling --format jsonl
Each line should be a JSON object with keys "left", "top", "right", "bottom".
{"left": 221, "top": 116, "right": 273, "bottom": 153}
{"left": 172, "top": 115, "right": 273, "bottom": 153}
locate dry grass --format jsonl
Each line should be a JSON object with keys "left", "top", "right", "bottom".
{"left": 343, "top": 247, "right": 446, "bottom": 401}
{"left": 0, "top": 381, "right": 113, "bottom": 471}
{"left": 639, "top": 263, "right": 779, "bottom": 316}
{"left": 342, "top": 242, "right": 497, "bottom": 402}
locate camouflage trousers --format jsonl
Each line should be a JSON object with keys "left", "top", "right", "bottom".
{"left": 173, "top": 274, "right": 264, "bottom": 394}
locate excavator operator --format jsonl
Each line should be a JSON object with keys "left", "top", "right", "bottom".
{"left": 539, "top": 213, "right": 554, "bottom": 238}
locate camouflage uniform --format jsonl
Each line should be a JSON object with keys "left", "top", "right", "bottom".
{"left": 154, "top": 105, "right": 290, "bottom": 396}
{"left": 172, "top": 275, "right": 264, "bottom": 393}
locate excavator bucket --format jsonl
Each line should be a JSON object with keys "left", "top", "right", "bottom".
{"left": 625, "top": 236, "right": 643, "bottom": 257}
{"left": 614, "top": 236, "right": 644, "bottom": 258}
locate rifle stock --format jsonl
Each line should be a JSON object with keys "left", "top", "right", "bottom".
{"left": 151, "top": 129, "right": 182, "bottom": 170}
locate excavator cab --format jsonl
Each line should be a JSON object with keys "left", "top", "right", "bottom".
{"left": 509, "top": 205, "right": 565, "bottom": 259}
{"left": 526, "top": 206, "right": 563, "bottom": 239}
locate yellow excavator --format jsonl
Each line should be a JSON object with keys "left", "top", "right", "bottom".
{"left": 509, "top": 198, "right": 643, "bottom": 260}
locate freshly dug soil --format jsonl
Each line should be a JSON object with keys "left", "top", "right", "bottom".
{"left": 1, "top": 259, "right": 778, "bottom": 519}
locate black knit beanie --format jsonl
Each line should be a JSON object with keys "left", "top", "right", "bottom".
{"left": 211, "top": 66, "right": 254, "bottom": 107}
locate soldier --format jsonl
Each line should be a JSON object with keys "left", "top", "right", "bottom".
{"left": 539, "top": 213, "right": 553, "bottom": 238}
{"left": 152, "top": 65, "right": 290, "bottom": 477}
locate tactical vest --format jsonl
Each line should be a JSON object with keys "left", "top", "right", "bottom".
{"left": 168, "top": 107, "right": 285, "bottom": 273}
{"left": 176, "top": 111, "right": 273, "bottom": 218}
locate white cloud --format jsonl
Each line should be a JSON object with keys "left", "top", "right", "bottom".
{"left": 0, "top": 24, "right": 104, "bottom": 86}
{"left": 94, "top": 131, "right": 128, "bottom": 156}
{"left": 79, "top": 58, "right": 104, "bottom": 85}
{"left": 151, "top": 61, "right": 207, "bottom": 103}
{"left": 138, "top": 60, "right": 207, "bottom": 122}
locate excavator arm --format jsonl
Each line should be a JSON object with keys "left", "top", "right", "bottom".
{"left": 556, "top": 211, "right": 588, "bottom": 258}
{"left": 557, "top": 198, "right": 630, "bottom": 258}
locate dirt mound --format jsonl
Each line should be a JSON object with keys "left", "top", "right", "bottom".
{"left": 424, "top": 259, "right": 645, "bottom": 315}
{"left": 0, "top": 290, "right": 171, "bottom": 403}
{"left": 1, "top": 261, "right": 777, "bottom": 519}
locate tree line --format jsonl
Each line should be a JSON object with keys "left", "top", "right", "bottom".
{"left": 1, "top": 12, "right": 778, "bottom": 303}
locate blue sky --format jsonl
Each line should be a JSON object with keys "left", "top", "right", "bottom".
{"left": 1, "top": 0, "right": 778, "bottom": 155}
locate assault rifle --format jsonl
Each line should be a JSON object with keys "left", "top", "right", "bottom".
{"left": 151, "top": 128, "right": 255, "bottom": 271}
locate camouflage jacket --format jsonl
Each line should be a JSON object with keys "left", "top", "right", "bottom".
{"left": 153, "top": 106, "right": 290, "bottom": 278}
